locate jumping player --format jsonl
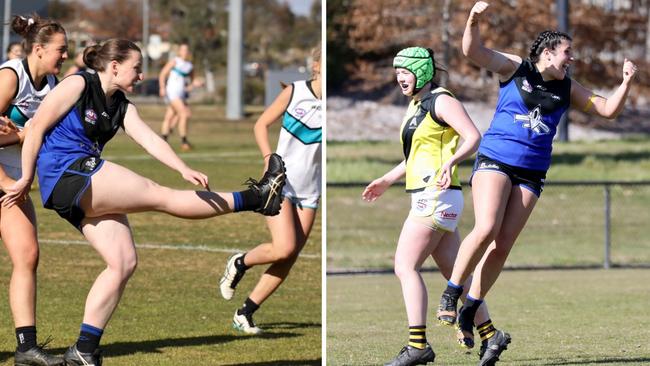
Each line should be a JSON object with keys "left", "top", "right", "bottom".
{"left": 159, "top": 42, "right": 194, "bottom": 151}
{"left": 437, "top": 2, "right": 638, "bottom": 365}
{"left": 218, "top": 44, "right": 322, "bottom": 334}
{"left": 0, "top": 14, "right": 67, "bottom": 366}
{"left": 1, "top": 39, "right": 286, "bottom": 365}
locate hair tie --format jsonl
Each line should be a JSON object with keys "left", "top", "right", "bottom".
{"left": 27, "top": 18, "right": 34, "bottom": 26}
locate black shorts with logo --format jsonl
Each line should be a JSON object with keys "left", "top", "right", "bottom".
{"left": 471, "top": 153, "right": 546, "bottom": 197}
{"left": 44, "top": 156, "right": 104, "bottom": 230}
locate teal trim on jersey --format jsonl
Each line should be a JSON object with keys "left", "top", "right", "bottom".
{"left": 171, "top": 67, "right": 190, "bottom": 77}
{"left": 5, "top": 105, "right": 29, "bottom": 127}
{"left": 282, "top": 112, "right": 321, "bottom": 144}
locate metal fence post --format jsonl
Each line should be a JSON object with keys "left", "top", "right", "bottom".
{"left": 604, "top": 185, "right": 611, "bottom": 269}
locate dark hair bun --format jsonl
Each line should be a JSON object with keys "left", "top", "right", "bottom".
{"left": 83, "top": 45, "right": 102, "bottom": 69}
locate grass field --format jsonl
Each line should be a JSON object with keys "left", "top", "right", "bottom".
{"left": 327, "top": 140, "right": 650, "bottom": 270}
{"left": 0, "top": 105, "right": 321, "bottom": 365}
{"left": 327, "top": 269, "right": 650, "bottom": 365}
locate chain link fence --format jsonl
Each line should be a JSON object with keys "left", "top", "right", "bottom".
{"left": 327, "top": 181, "right": 650, "bottom": 273}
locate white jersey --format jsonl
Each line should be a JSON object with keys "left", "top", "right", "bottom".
{"left": 276, "top": 80, "right": 322, "bottom": 202}
{"left": 165, "top": 57, "right": 193, "bottom": 101}
{"left": 0, "top": 58, "right": 56, "bottom": 178}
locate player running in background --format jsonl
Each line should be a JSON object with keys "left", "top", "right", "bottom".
{"left": 1, "top": 39, "right": 286, "bottom": 365}
{"left": 219, "top": 44, "right": 322, "bottom": 335}
{"left": 362, "top": 46, "right": 491, "bottom": 366}
{"left": 0, "top": 14, "right": 67, "bottom": 366}
{"left": 437, "top": 2, "right": 638, "bottom": 365}
{"left": 159, "top": 42, "right": 195, "bottom": 151}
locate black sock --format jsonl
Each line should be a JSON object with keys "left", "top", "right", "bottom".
{"left": 459, "top": 296, "right": 483, "bottom": 331}
{"left": 235, "top": 253, "right": 250, "bottom": 271}
{"left": 16, "top": 326, "right": 37, "bottom": 352}
{"left": 233, "top": 189, "right": 261, "bottom": 212}
{"left": 181, "top": 136, "right": 189, "bottom": 144}
{"left": 477, "top": 319, "right": 496, "bottom": 342}
{"left": 161, "top": 134, "right": 168, "bottom": 141}
{"left": 408, "top": 325, "right": 426, "bottom": 350}
{"left": 444, "top": 282, "right": 464, "bottom": 298}
{"left": 76, "top": 323, "right": 104, "bottom": 354}
{"left": 237, "top": 297, "right": 260, "bottom": 316}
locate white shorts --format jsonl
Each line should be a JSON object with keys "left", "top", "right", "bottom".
{"left": 285, "top": 194, "right": 319, "bottom": 209}
{"left": 408, "top": 187, "right": 463, "bottom": 232}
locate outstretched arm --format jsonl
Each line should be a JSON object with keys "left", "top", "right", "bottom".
{"left": 361, "top": 161, "right": 406, "bottom": 202}
{"left": 123, "top": 103, "right": 209, "bottom": 189}
{"left": 571, "top": 58, "right": 637, "bottom": 119}
{"left": 462, "top": 1, "right": 521, "bottom": 79}
{"left": 253, "top": 84, "right": 291, "bottom": 169}
{"left": 434, "top": 95, "right": 481, "bottom": 189}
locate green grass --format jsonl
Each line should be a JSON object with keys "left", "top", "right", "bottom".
{"left": 326, "top": 140, "right": 650, "bottom": 270}
{"left": 327, "top": 269, "right": 650, "bottom": 365}
{"left": 0, "top": 105, "right": 321, "bottom": 365}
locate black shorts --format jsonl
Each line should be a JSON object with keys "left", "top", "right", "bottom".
{"left": 45, "top": 156, "right": 104, "bottom": 230}
{"left": 471, "top": 153, "right": 546, "bottom": 197}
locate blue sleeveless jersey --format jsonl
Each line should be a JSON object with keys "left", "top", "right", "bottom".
{"left": 478, "top": 59, "right": 571, "bottom": 171}
{"left": 38, "top": 71, "right": 129, "bottom": 204}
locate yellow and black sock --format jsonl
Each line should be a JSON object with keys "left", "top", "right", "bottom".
{"left": 408, "top": 325, "right": 427, "bottom": 349}
{"left": 477, "top": 319, "right": 496, "bottom": 342}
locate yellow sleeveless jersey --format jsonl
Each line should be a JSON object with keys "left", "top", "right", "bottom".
{"left": 400, "top": 87, "right": 461, "bottom": 192}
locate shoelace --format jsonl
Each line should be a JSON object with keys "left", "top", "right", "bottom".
{"left": 37, "top": 335, "right": 54, "bottom": 350}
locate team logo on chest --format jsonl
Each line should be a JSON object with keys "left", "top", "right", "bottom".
{"left": 84, "top": 109, "right": 98, "bottom": 125}
{"left": 521, "top": 79, "right": 533, "bottom": 93}
{"left": 514, "top": 105, "right": 551, "bottom": 135}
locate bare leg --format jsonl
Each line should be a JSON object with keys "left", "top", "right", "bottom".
{"left": 169, "top": 98, "right": 191, "bottom": 145}
{"left": 432, "top": 230, "right": 490, "bottom": 325}
{"left": 248, "top": 201, "right": 317, "bottom": 305}
{"left": 394, "top": 219, "right": 443, "bottom": 326}
{"left": 160, "top": 106, "right": 176, "bottom": 137}
{"left": 468, "top": 186, "right": 538, "bottom": 299}
{"left": 79, "top": 214, "right": 137, "bottom": 328}
{"left": 80, "top": 161, "right": 234, "bottom": 218}
{"left": 449, "top": 172, "right": 512, "bottom": 286}
{"left": 1, "top": 197, "right": 38, "bottom": 327}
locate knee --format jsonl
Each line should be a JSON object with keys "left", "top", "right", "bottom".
{"left": 393, "top": 261, "right": 417, "bottom": 280}
{"left": 109, "top": 256, "right": 138, "bottom": 281}
{"left": 272, "top": 244, "right": 297, "bottom": 262}
{"left": 13, "top": 246, "right": 39, "bottom": 272}
{"left": 472, "top": 224, "right": 500, "bottom": 246}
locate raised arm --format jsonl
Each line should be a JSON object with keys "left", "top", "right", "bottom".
{"left": 571, "top": 58, "right": 637, "bottom": 119}
{"left": 434, "top": 95, "right": 481, "bottom": 189}
{"left": 253, "top": 84, "right": 291, "bottom": 168}
{"left": 122, "top": 103, "right": 208, "bottom": 189}
{"left": 462, "top": 1, "right": 521, "bottom": 78}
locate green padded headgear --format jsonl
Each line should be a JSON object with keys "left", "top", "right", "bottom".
{"left": 393, "top": 47, "right": 435, "bottom": 90}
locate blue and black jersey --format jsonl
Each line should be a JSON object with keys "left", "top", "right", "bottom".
{"left": 38, "top": 70, "right": 130, "bottom": 205}
{"left": 479, "top": 59, "right": 571, "bottom": 171}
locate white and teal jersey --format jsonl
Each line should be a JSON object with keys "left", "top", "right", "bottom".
{"left": 276, "top": 80, "right": 322, "bottom": 202}
{"left": 0, "top": 58, "right": 56, "bottom": 127}
{"left": 0, "top": 58, "right": 56, "bottom": 177}
{"left": 166, "top": 57, "right": 192, "bottom": 100}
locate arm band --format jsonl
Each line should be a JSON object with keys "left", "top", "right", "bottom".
{"left": 583, "top": 94, "right": 597, "bottom": 112}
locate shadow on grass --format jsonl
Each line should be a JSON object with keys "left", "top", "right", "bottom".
{"left": 0, "top": 332, "right": 302, "bottom": 362}
{"left": 262, "top": 321, "right": 321, "bottom": 330}
{"left": 220, "top": 359, "right": 321, "bottom": 366}
{"left": 529, "top": 357, "right": 650, "bottom": 365}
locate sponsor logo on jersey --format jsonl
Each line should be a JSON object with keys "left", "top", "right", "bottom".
{"left": 535, "top": 84, "right": 547, "bottom": 91}
{"left": 416, "top": 198, "right": 427, "bottom": 211}
{"left": 551, "top": 94, "right": 561, "bottom": 101}
{"left": 514, "top": 105, "right": 551, "bottom": 135}
{"left": 101, "top": 111, "right": 110, "bottom": 119}
{"left": 84, "top": 157, "right": 97, "bottom": 170}
{"left": 521, "top": 79, "right": 533, "bottom": 93}
{"left": 293, "top": 107, "right": 307, "bottom": 118}
{"left": 84, "top": 109, "right": 97, "bottom": 125}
